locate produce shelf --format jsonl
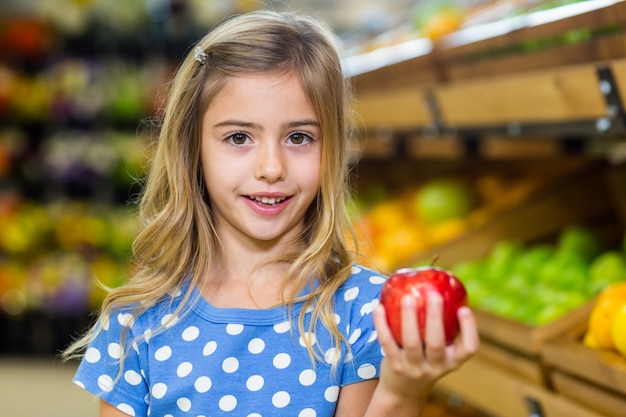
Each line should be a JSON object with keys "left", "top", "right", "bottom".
{"left": 349, "top": 0, "right": 626, "bottom": 143}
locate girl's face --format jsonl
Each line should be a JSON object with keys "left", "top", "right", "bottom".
{"left": 201, "top": 72, "right": 321, "bottom": 248}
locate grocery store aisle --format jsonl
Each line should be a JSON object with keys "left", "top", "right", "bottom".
{"left": 0, "top": 357, "right": 97, "bottom": 417}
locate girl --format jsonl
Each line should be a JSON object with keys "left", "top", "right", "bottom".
{"left": 64, "top": 10, "right": 479, "bottom": 417}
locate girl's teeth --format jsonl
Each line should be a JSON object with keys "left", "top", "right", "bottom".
{"left": 251, "top": 196, "right": 286, "bottom": 205}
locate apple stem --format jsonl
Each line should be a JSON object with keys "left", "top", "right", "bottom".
{"left": 431, "top": 255, "right": 439, "bottom": 267}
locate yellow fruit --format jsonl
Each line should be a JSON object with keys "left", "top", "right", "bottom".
{"left": 586, "top": 296, "right": 626, "bottom": 349}
{"left": 611, "top": 303, "right": 626, "bottom": 356}
{"left": 597, "top": 281, "right": 626, "bottom": 303}
{"left": 421, "top": 10, "right": 464, "bottom": 40}
{"left": 582, "top": 331, "right": 600, "bottom": 349}
{"left": 425, "top": 218, "right": 468, "bottom": 247}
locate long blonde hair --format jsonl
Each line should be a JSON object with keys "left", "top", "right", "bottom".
{"left": 64, "top": 10, "right": 358, "bottom": 367}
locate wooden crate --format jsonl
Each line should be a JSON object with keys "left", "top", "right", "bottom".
{"left": 435, "top": 353, "right": 607, "bottom": 417}
{"left": 542, "top": 319, "right": 626, "bottom": 416}
{"left": 475, "top": 301, "right": 595, "bottom": 357}
{"left": 412, "top": 160, "right": 617, "bottom": 266}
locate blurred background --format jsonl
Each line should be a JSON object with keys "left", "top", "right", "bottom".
{"left": 2, "top": 1, "right": 626, "bottom": 416}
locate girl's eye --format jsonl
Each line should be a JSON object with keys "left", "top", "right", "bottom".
{"left": 288, "top": 132, "right": 313, "bottom": 145}
{"left": 226, "top": 132, "right": 249, "bottom": 145}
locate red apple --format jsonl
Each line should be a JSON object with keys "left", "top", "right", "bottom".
{"left": 380, "top": 266, "right": 468, "bottom": 346}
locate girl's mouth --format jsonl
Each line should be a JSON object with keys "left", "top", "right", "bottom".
{"left": 247, "top": 196, "right": 288, "bottom": 206}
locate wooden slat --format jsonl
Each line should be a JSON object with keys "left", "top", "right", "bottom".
{"left": 542, "top": 335, "right": 626, "bottom": 396}
{"left": 477, "top": 340, "right": 546, "bottom": 385}
{"left": 474, "top": 301, "right": 594, "bottom": 356}
{"left": 354, "top": 87, "right": 431, "bottom": 130}
{"left": 433, "top": 63, "right": 608, "bottom": 126}
{"left": 442, "top": 36, "right": 626, "bottom": 80}
{"left": 436, "top": 355, "right": 606, "bottom": 417}
{"left": 551, "top": 371, "right": 626, "bottom": 417}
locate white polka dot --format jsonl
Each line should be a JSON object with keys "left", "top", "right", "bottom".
{"left": 357, "top": 363, "right": 377, "bottom": 379}
{"left": 152, "top": 382, "right": 168, "bottom": 399}
{"left": 85, "top": 347, "right": 101, "bottom": 363}
{"left": 273, "top": 321, "right": 291, "bottom": 333}
{"left": 349, "top": 328, "right": 362, "bottom": 344}
{"left": 344, "top": 286, "right": 359, "bottom": 301}
{"left": 131, "top": 341, "right": 139, "bottom": 353}
{"left": 155, "top": 346, "right": 172, "bottom": 361}
{"left": 182, "top": 326, "right": 200, "bottom": 341}
{"left": 352, "top": 265, "right": 362, "bottom": 274}
{"left": 299, "top": 332, "right": 317, "bottom": 347}
{"left": 248, "top": 338, "right": 265, "bottom": 354}
{"left": 73, "top": 380, "right": 85, "bottom": 389}
{"left": 324, "top": 386, "right": 339, "bottom": 402}
{"left": 226, "top": 324, "right": 244, "bottom": 335}
{"left": 124, "top": 370, "right": 142, "bottom": 386}
{"left": 299, "top": 408, "right": 317, "bottom": 417}
{"left": 194, "top": 376, "right": 212, "bottom": 393}
{"left": 324, "top": 348, "right": 341, "bottom": 364}
{"left": 161, "top": 314, "right": 178, "bottom": 328}
{"left": 219, "top": 395, "right": 237, "bottom": 412}
{"left": 360, "top": 300, "right": 378, "bottom": 316}
{"left": 272, "top": 391, "right": 290, "bottom": 408}
{"left": 299, "top": 369, "right": 316, "bottom": 386}
{"left": 333, "top": 313, "right": 341, "bottom": 324}
{"left": 117, "top": 313, "right": 134, "bottom": 327}
{"left": 367, "top": 330, "right": 378, "bottom": 343}
{"left": 117, "top": 403, "right": 136, "bottom": 416}
{"left": 177, "top": 397, "right": 191, "bottom": 412}
{"left": 203, "top": 341, "right": 217, "bottom": 356}
{"left": 143, "top": 329, "right": 152, "bottom": 343}
{"left": 97, "top": 375, "right": 114, "bottom": 392}
{"left": 222, "top": 357, "right": 239, "bottom": 373}
{"left": 273, "top": 353, "right": 291, "bottom": 369}
{"left": 248, "top": 414, "right": 262, "bottom": 417}
{"left": 107, "top": 343, "right": 121, "bottom": 359}
{"left": 369, "top": 275, "right": 386, "bottom": 285}
{"left": 246, "top": 375, "right": 264, "bottom": 391}
{"left": 177, "top": 362, "right": 193, "bottom": 377}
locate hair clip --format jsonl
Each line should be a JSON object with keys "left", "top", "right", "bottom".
{"left": 194, "top": 47, "right": 209, "bottom": 65}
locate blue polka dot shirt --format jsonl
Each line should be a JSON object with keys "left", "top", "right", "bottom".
{"left": 73, "top": 265, "right": 387, "bottom": 417}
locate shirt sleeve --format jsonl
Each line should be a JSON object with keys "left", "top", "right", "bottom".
{"left": 73, "top": 310, "right": 150, "bottom": 417}
{"left": 339, "top": 265, "right": 387, "bottom": 386}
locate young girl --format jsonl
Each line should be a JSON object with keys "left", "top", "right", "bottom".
{"left": 64, "top": 10, "right": 479, "bottom": 417}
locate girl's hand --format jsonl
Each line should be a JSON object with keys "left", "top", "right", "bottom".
{"left": 373, "top": 291, "right": 480, "bottom": 408}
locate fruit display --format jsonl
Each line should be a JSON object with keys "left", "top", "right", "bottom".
{"left": 449, "top": 227, "right": 626, "bottom": 327}
{"left": 0, "top": 196, "right": 139, "bottom": 315}
{"left": 350, "top": 172, "right": 547, "bottom": 272}
{"left": 380, "top": 266, "right": 467, "bottom": 346}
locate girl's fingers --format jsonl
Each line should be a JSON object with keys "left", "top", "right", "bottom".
{"left": 373, "top": 304, "right": 400, "bottom": 357}
{"left": 400, "top": 295, "right": 422, "bottom": 349}
{"left": 423, "top": 292, "right": 446, "bottom": 363}
{"left": 456, "top": 306, "right": 480, "bottom": 359}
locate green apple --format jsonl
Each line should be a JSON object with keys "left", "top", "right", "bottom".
{"left": 589, "top": 251, "right": 626, "bottom": 293}
{"left": 413, "top": 178, "right": 474, "bottom": 224}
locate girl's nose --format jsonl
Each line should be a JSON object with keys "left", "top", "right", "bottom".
{"left": 254, "top": 141, "right": 286, "bottom": 182}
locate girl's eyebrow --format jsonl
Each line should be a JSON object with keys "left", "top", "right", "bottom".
{"left": 213, "top": 119, "right": 320, "bottom": 129}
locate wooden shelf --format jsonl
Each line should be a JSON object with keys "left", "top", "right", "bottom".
{"left": 349, "top": 0, "right": 626, "bottom": 143}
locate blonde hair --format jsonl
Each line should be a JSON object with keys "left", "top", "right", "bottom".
{"left": 64, "top": 10, "right": 358, "bottom": 368}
